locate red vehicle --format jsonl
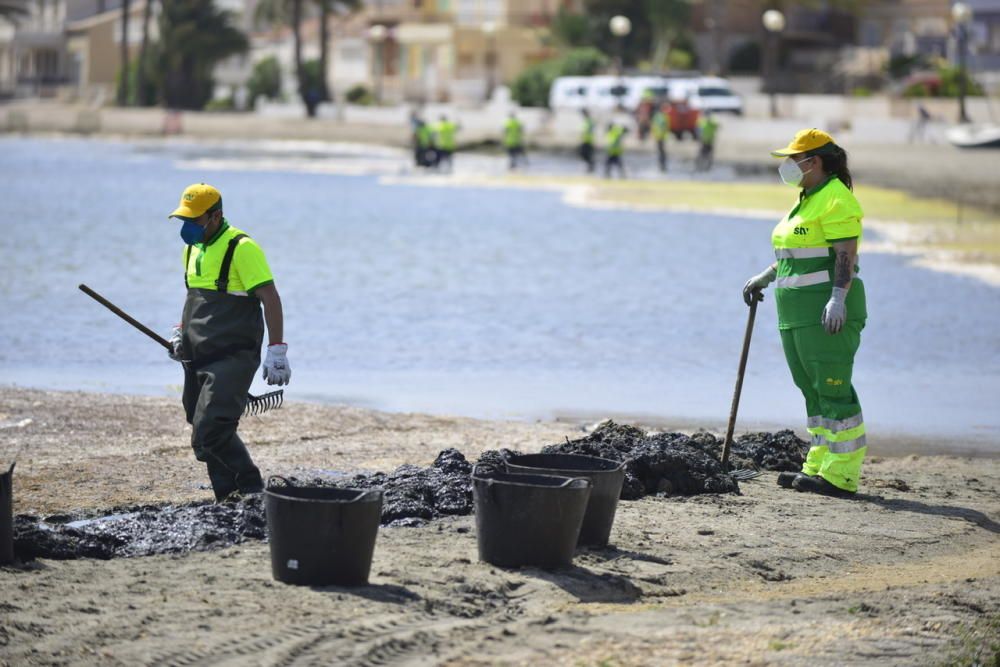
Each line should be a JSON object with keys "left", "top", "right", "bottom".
{"left": 666, "top": 100, "right": 700, "bottom": 140}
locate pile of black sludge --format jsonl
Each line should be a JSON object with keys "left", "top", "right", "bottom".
{"left": 541, "top": 421, "right": 809, "bottom": 499}
{"left": 11, "top": 425, "right": 807, "bottom": 561}
{"left": 13, "top": 497, "right": 266, "bottom": 561}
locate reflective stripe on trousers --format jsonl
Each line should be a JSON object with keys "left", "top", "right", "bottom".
{"left": 775, "top": 269, "right": 860, "bottom": 289}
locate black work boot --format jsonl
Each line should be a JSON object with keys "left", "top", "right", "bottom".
{"left": 777, "top": 472, "right": 808, "bottom": 488}
{"left": 792, "top": 474, "right": 856, "bottom": 498}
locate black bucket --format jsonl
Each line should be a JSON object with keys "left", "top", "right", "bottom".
{"left": 264, "top": 477, "right": 383, "bottom": 586}
{"left": 0, "top": 463, "right": 12, "bottom": 565}
{"left": 472, "top": 467, "right": 591, "bottom": 569}
{"left": 504, "top": 453, "right": 625, "bottom": 547}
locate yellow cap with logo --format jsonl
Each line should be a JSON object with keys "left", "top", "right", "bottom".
{"left": 169, "top": 183, "right": 222, "bottom": 222}
{"left": 770, "top": 128, "right": 835, "bottom": 157}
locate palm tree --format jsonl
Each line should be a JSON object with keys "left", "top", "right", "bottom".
{"left": 135, "top": 0, "right": 155, "bottom": 105}
{"left": 158, "top": 0, "right": 248, "bottom": 110}
{"left": 118, "top": 0, "right": 132, "bottom": 106}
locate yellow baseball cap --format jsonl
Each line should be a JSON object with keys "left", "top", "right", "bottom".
{"left": 770, "top": 128, "right": 835, "bottom": 157}
{"left": 169, "top": 183, "right": 222, "bottom": 221}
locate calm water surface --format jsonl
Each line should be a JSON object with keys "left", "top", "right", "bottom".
{"left": 1, "top": 136, "right": 998, "bottom": 449}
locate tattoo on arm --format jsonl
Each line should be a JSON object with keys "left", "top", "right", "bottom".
{"left": 833, "top": 250, "right": 852, "bottom": 288}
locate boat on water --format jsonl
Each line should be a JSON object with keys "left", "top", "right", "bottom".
{"left": 946, "top": 123, "right": 1000, "bottom": 148}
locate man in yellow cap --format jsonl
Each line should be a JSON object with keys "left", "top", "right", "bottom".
{"left": 742, "top": 129, "right": 868, "bottom": 498}
{"left": 167, "top": 183, "right": 290, "bottom": 501}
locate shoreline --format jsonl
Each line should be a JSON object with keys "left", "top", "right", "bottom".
{"left": 1, "top": 386, "right": 998, "bottom": 665}
{"left": 2, "top": 385, "right": 997, "bottom": 462}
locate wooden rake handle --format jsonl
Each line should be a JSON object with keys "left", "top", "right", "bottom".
{"left": 79, "top": 284, "right": 172, "bottom": 350}
{"left": 721, "top": 291, "right": 760, "bottom": 469}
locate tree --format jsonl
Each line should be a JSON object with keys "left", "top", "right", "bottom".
{"left": 255, "top": 0, "right": 359, "bottom": 117}
{"left": 135, "top": 0, "right": 155, "bottom": 106}
{"left": 646, "top": 0, "right": 692, "bottom": 71}
{"left": 118, "top": 0, "right": 131, "bottom": 105}
{"left": 157, "top": 0, "right": 248, "bottom": 110}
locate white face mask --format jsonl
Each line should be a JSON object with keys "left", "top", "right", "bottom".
{"left": 778, "top": 156, "right": 813, "bottom": 187}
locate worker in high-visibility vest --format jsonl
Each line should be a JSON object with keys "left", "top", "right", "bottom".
{"left": 411, "top": 111, "right": 436, "bottom": 168}
{"left": 743, "top": 129, "right": 868, "bottom": 498}
{"left": 695, "top": 111, "right": 719, "bottom": 172}
{"left": 503, "top": 113, "right": 527, "bottom": 170}
{"left": 651, "top": 106, "right": 671, "bottom": 173}
{"left": 579, "top": 109, "right": 595, "bottom": 173}
{"left": 434, "top": 114, "right": 459, "bottom": 172}
{"left": 167, "top": 184, "right": 290, "bottom": 501}
{"left": 603, "top": 122, "right": 627, "bottom": 179}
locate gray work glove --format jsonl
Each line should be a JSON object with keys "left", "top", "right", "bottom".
{"left": 821, "top": 287, "right": 848, "bottom": 334}
{"left": 167, "top": 325, "right": 184, "bottom": 362}
{"left": 263, "top": 343, "right": 291, "bottom": 386}
{"left": 742, "top": 266, "right": 777, "bottom": 305}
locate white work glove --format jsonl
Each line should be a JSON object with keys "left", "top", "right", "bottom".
{"left": 263, "top": 343, "right": 291, "bottom": 386}
{"left": 821, "top": 287, "right": 848, "bottom": 334}
{"left": 742, "top": 266, "right": 777, "bottom": 305}
{"left": 167, "top": 325, "right": 184, "bottom": 362}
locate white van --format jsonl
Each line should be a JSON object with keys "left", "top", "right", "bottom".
{"left": 687, "top": 77, "right": 743, "bottom": 115}
{"left": 583, "top": 75, "right": 671, "bottom": 111}
{"left": 548, "top": 76, "right": 593, "bottom": 110}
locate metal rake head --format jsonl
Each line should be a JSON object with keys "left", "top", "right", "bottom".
{"left": 244, "top": 389, "right": 284, "bottom": 417}
{"left": 729, "top": 467, "right": 763, "bottom": 481}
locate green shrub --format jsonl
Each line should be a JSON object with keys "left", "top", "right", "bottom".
{"left": 851, "top": 86, "right": 872, "bottom": 97}
{"left": 204, "top": 97, "right": 235, "bottom": 112}
{"left": 345, "top": 84, "right": 373, "bottom": 105}
{"left": 511, "top": 47, "right": 608, "bottom": 107}
{"left": 247, "top": 55, "right": 282, "bottom": 108}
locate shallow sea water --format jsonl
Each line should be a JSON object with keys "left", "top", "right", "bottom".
{"left": 1, "top": 136, "right": 998, "bottom": 449}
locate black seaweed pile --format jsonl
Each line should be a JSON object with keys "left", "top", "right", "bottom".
{"left": 10, "top": 427, "right": 807, "bottom": 561}
{"left": 541, "top": 421, "right": 808, "bottom": 499}
{"left": 330, "top": 448, "right": 476, "bottom": 526}
{"left": 13, "top": 497, "right": 265, "bottom": 561}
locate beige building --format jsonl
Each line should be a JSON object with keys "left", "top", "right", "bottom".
{"left": 361, "top": 0, "right": 577, "bottom": 104}
{"left": 65, "top": 3, "right": 149, "bottom": 103}
{"left": 0, "top": 0, "right": 70, "bottom": 98}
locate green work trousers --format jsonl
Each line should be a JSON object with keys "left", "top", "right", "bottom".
{"left": 780, "top": 321, "right": 867, "bottom": 492}
{"left": 183, "top": 350, "right": 263, "bottom": 500}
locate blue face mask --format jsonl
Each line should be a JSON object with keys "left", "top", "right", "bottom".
{"left": 179, "top": 220, "right": 206, "bottom": 245}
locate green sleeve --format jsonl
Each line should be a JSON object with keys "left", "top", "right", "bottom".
{"left": 821, "top": 196, "right": 863, "bottom": 242}
{"left": 233, "top": 239, "right": 274, "bottom": 293}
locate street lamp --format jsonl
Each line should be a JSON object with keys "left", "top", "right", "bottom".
{"left": 952, "top": 2, "right": 973, "bottom": 123}
{"left": 482, "top": 21, "right": 497, "bottom": 103}
{"left": 762, "top": 9, "right": 786, "bottom": 118}
{"left": 368, "top": 24, "right": 388, "bottom": 105}
{"left": 609, "top": 14, "right": 632, "bottom": 76}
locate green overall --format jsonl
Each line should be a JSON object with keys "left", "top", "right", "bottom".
{"left": 772, "top": 177, "right": 868, "bottom": 492}
{"left": 180, "top": 221, "right": 273, "bottom": 500}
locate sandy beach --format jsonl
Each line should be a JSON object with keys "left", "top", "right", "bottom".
{"left": 1, "top": 387, "right": 998, "bottom": 666}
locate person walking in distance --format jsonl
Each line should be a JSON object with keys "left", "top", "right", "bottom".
{"left": 503, "top": 112, "right": 527, "bottom": 170}
{"left": 651, "top": 105, "right": 671, "bottom": 173}
{"left": 604, "top": 121, "right": 628, "bottom": 179}
{"left": 434, "top": 114, "right": 459, "bottom": 172}
{"left": 167, "top": 184, "right": 291, "bottom": 501}
{"left": 695, "top": 111, "right": 719, "bottom": 172}
{"left": 579, "top": 109, "right": 596, "bottom": 173}
{"left": 743, "top": 129, "right": 868, "bottom": 498}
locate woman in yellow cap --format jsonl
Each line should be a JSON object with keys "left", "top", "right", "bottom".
{"left": 742, "top": 129, "right": 867, "bottom": 497}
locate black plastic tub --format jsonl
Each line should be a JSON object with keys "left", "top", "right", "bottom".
{"left": 264, "top": 477, "right": 383, "bottom": 586}
{"left": 0, "top": 463, "right": 12, "bottom": 565}
{"left": 504, "top": 453, "right": 625, "bottom": 547}
{"left": 472, "top": 467, "right": 591, "bottom": 569}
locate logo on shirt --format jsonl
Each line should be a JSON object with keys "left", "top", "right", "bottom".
{"left": 794, "top": 226, "right": 809, "bottom": 235}
{"left": 825, "top": 377, "right": 844, "bottom": 387}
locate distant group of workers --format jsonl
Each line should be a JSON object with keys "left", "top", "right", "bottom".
{"left": 408, "top": 99, "right": 721, "bottom": 178}
{"left": 410, "top": 111, "right": 459, "bottom": 172}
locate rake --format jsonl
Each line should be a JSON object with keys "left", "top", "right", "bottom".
{"left": 79, "top": 284, "right": 283, "bottom": 417}
{"left": 721, "top": 289, "right": 763, "bottom": 481}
